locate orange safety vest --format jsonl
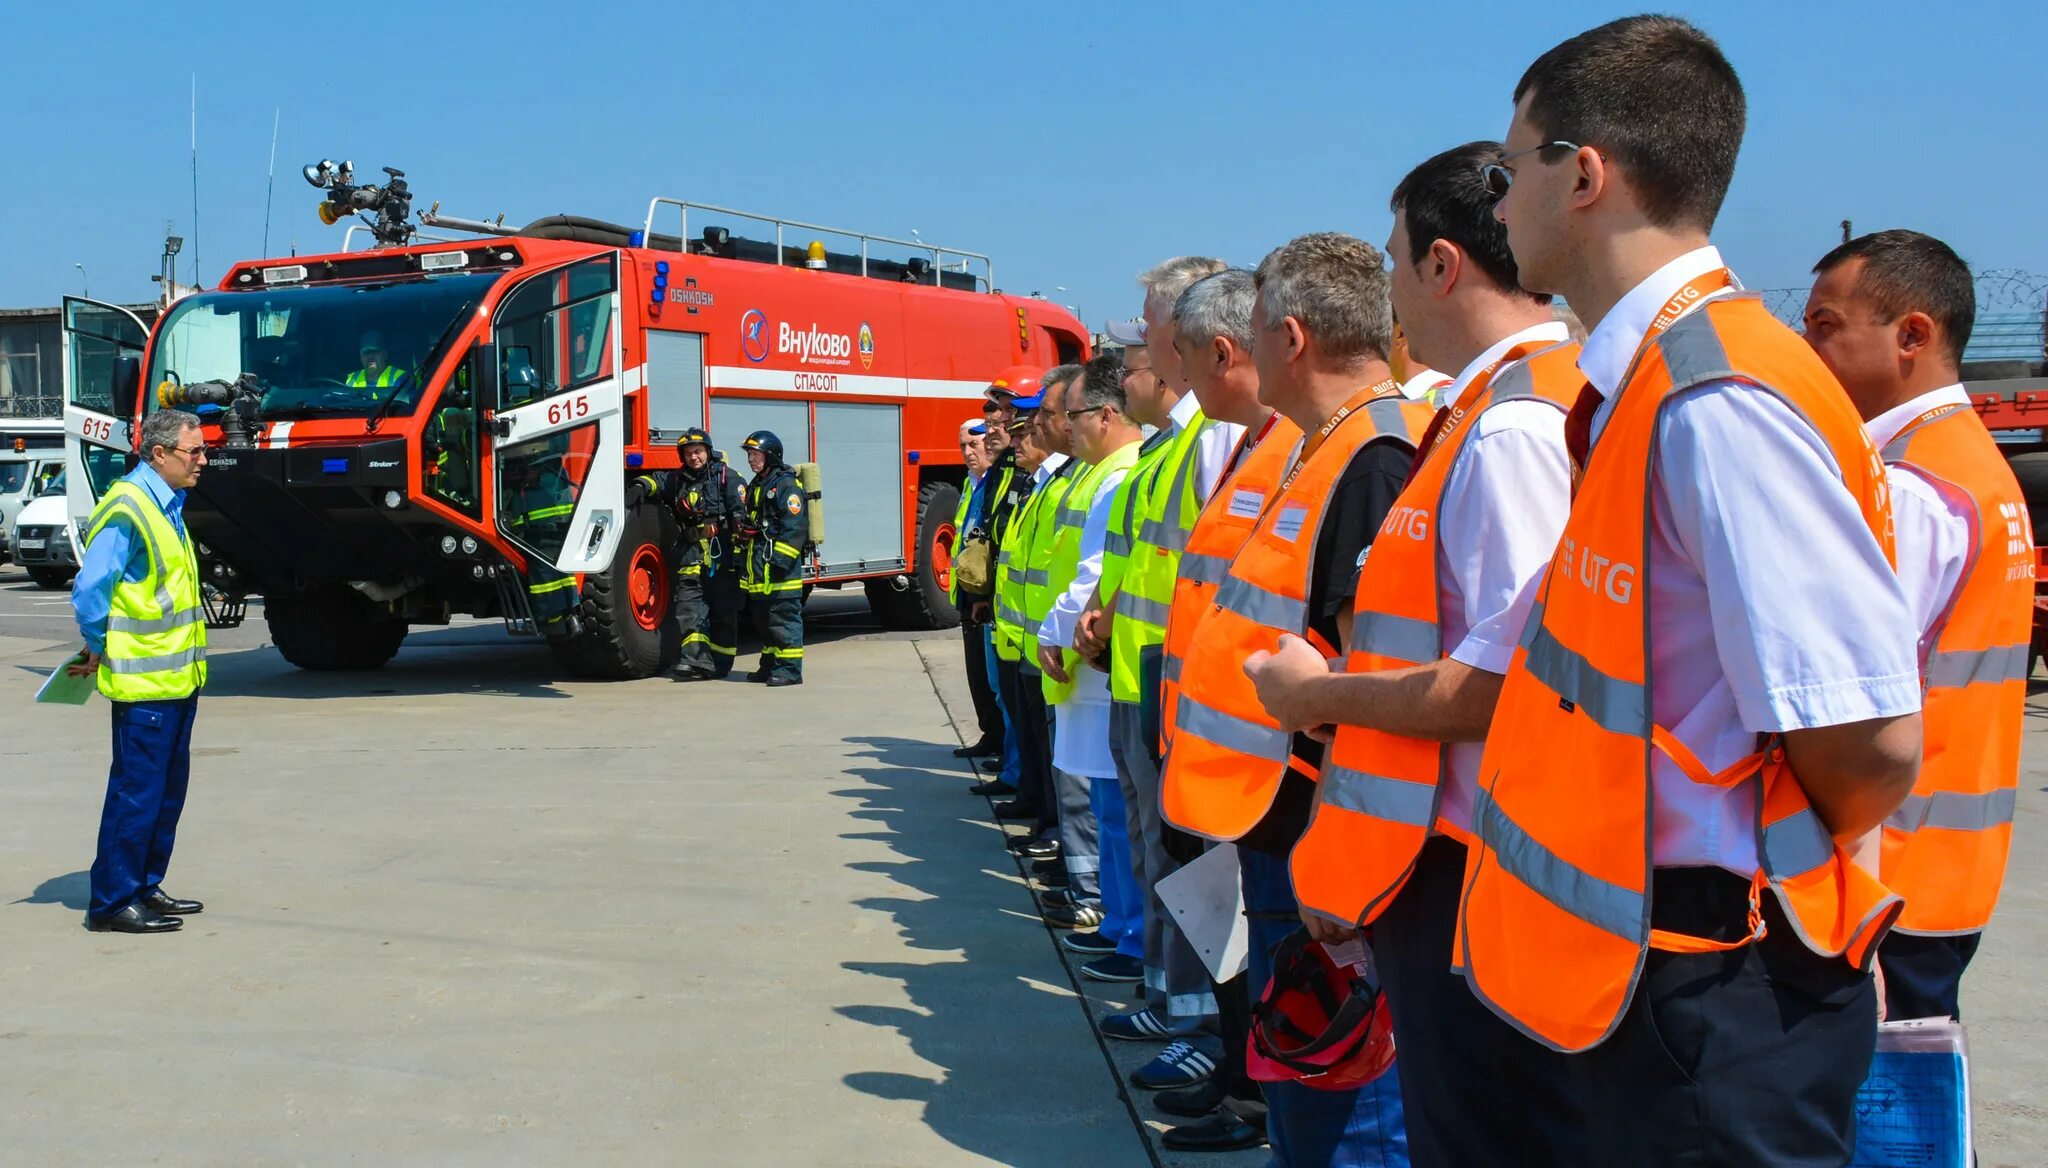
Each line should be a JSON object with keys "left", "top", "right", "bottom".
{"left": 1159, "top": 413, "right": 1301, "bottom": 752}
{"left": 1457, "top": 290, "right": 1906, "bottom": 1053}
{"left": 1290, "top": 339, "right": 1582, "bottom": 928}
{"left": 1879, "top": 403, "right": 2033, "bottom": 936}
{"left": 1161, "top": 382, "right": 1433, "bottom": 842}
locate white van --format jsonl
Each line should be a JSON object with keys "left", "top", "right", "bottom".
{"left": 9, "top": 469, "right": 79, "bottom": 589}
{"left": 1, "top": 419, "right": 67, "bottom": 560}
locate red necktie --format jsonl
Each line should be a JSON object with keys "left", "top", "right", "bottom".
{"left": 1564, "top": 384, "right": 1602, "bottom": 471}
{"left": 1407, "top": 406, "right": 1452, "bottom": 481}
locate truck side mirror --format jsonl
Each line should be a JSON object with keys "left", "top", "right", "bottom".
{"left": 473, "top": 342, "right": 500, "bottom": 413}
{"left": 111, "top": 355, "right": 142, "bottom": 419}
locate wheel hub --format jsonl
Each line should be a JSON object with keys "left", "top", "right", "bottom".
{"left": 627, "top": 543, "right": 667, "bottom": 631}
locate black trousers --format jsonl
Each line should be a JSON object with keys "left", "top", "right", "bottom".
{"left": 1016, "top": 664, "right": 1059, "bottom": 836}
{"left": 998, "top": 657, "right": 1048, "bottom": 813}
{"left": 1877, "top": 930, "right": 1981, "bottom": 1021}
{"left": 1571, "top": 866, "right": 1878, "bottom": 1168}
{"left": 1374, "top": 836, "right": 1588, "bottom": 1167}
{"left": 746, "top": 588, "right": 804, "bottom": 680}
{"left": 959, "top": 615, "right": 1004, "bottom": 747}
{"left": 674, "top": 561, "right": 741, "bottom": 676}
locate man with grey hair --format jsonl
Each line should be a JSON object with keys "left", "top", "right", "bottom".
{"left": 70, "top": 408, "right": 212, "bottom": 934}
{"left": 1162, "top": 232, "right": 1428, "bottom": 1160}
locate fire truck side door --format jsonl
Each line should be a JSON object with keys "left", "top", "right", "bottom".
{"left": 59, "top": 296, "right": 147, "bottom": 533}
{"left": 487, "top": 255, "right": 627, "bottom": 576}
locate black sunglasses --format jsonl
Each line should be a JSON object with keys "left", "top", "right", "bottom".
{"left": 1480, "top": 140, "right": 1586, "bottom": 200}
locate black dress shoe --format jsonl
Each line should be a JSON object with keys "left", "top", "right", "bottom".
{"left": 747, "top": 668, "right": 769, "bottom": 682}
{"left": 1161, "top": 1106, "right": 1267, "bottom": 1152}
{"left": 992, "top": 801, "right": 1038, "bottom": 821}
{"left": 141, "top": 890, "right": 203, "bottom": 915}
{"left": 1003, "top": 830, "right": 1046, "bottom": 853}
{"left": 976, "top": 757, "right": 1003, "bottom": 772}
{"left": 765, "top": 674, "right": 802, "bottom": 687}
{"left": 968, "top": 779, "right": 1018, "bottom": 797}
{"left": 1154, "top": 1078, "right": 1227, "bottom": 1119}
{"left": 952, "top": 740, "right": 998, "bottom": 758}
{"left": 85, "top": 903, "right": 183, "bottom": 934}
{"left": 1022, "top": 838, "right": 1063, "bottom": 860}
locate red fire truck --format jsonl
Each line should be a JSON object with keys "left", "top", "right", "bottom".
{"left": 59, "top": 168, "right": 1089, "bottom": 677}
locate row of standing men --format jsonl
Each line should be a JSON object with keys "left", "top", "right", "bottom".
{"left": 945, "top": 14, "right": 2026, "bottom": 1167}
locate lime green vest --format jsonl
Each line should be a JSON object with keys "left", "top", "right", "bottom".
{"left": 1098, "top": 435, "right": 1174, "bottom": 608}
{"left": 1020, "top": 457, "right": 1081, "bottom": 634}
{"left": 993, "top": 475, "right": 1045, "bottom": 662}
{"left": 1041, "top": 440, "right": 1143, "bottom": 705}
{"left": 85, "top": 479, "right": 208, "bottom": 701}
{"left": 1109, "top": 411, "right": 1210, "bottom": 702}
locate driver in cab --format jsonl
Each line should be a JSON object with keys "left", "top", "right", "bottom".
{"left": 346, "top": 331, "right": 409, "bottom": 400}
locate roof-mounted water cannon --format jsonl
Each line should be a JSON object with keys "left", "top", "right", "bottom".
{"left": 304, "top": 160, "right": 416, "bottom": 248}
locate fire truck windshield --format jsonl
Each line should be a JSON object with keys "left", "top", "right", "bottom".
{"left": 146, "top": 273, "right": 496, "bottom": 420}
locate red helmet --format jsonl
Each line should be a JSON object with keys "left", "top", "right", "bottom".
{"left": 986, "top": 365, "right": 1044, "bottom": 400}
{"left": 1246, "top": 929, "right": 1397, "bottom": 1092}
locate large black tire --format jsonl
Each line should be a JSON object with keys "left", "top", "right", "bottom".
{"left": 267, "top": 584, "right": 408, "bottom": 671}
{"left": 866, "top": 479, "right": 962, "bottom": 631}
{"left": 550, "top": 500, "right": 679, "bottom": 679}
{"left": 28, "top": 567, "right": 75, "bottom": 590}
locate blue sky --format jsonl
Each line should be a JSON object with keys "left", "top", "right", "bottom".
{"left": 4, "top": 1, "right": 2039, "bottom": 328}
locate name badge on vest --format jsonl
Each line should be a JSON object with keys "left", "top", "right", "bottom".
{"left": 1228, "top": 489, "right": 1263, "bottom": 519}
{"left": 1272, "top": 504, "right": 1309, "bottom": 543}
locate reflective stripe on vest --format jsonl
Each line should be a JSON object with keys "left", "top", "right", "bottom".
{"left": 993, "top": 477, "right": 1044, "bottom": 661}
{"left": 85, "top": 480, "right": 208, "bottom": 702}
{"left": 1042, "top": 443, "right": 1143, "bottom": 705}
{"left": 1290, "top": 341, "right": 1581, "bottom": 928}
{"left": 1022, "top": 461, "right": 1081, "bottom": 629}
{"left": 1111, "top": 411, "right": 1211, "bottom": 703}
{"left": 1457, "top": 294, "right": 1905, "bottom": 1054}
{"left": 1160, "top": 385, "right": 1432, "bottom": 841}
{"left": 1878, "top": 405, "right": 2034, "bottom": 935}
{"left": 1158, "top": 416, "right": 1301, "bottom": 753}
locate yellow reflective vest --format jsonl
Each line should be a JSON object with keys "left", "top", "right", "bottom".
{"left": 84, "top": 478, "right": 208, "bottom": 701}
{"left": 1041, "top": 441, "right": 1142, "bottom": 705}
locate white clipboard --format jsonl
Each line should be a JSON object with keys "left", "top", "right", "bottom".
{"left": 1156, "top": 842, "right": 1248, "bottom": 982}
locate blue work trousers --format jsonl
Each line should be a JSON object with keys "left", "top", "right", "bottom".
{"left": 90, "top": 695, "right": 199, "bottom": 919}
{"left": 1090, "top": 775, "right": 1144, "bottom": 958}
{"left": 983, "top": 628, "right": 1020, "bottom": 787}
{"left": 1241, "top": 845, "right": 1409, "bottom": 1168}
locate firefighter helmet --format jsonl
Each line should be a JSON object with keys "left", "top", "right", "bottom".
{"left": 742, "top": 430, "right": 783, "bottom": 464}
{"left": 986, "top": 365, "right": 1044, "bottom": 400}
{"left": 1245, "top": 929, "right": 1396, "bottom": 1092}
{"left": 676, "top": 427, "right": 711, "bottom": 450}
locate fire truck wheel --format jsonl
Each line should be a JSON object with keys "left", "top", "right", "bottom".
{"left": 549, "top": 499, "right": 679, "bottom": 679}
{"left": 266, "top": 585, "right": 408, "bottom": 671}
{"left": 866, "top": 480, "right": 964, "bottom": 631}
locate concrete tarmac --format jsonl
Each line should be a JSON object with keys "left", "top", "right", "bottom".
{"left": 0, "top": 562, "right": 2042, "bottom": 1166}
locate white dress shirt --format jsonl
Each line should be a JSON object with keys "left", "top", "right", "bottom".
{"left": 1045, "top": 454, "right": 1133, "bottom": 779}
{"left": 1168, "top": 390, "right": 1247, "bottom": 504}
{"left": 1400, "top": 367, "right": 1454, "bottom": 402}
{"left": 1867, "top": 384, "right": 1976, "bottom": 651}
{"left": 1580, "top": 246, "right": 1921, "bottom": 874}
{"left": 1425, "top": 321, "right": 1576, "bottom": 834}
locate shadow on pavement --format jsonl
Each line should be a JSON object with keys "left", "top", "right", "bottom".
{"left": 14, "top": 869, "right": 89, "bottom": 911}
{"left": 830, "top": 734, "right": 1145, "bottom": 1168}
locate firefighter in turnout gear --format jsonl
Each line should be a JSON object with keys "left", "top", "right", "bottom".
{"left": 633, "top": 428, "right": 747, "bottom": 680}
{"left": 740, "top": 430, "right": 808, "bottom": 685}
{"left": 503, "top": 452, "right": 582, "bottom": 639}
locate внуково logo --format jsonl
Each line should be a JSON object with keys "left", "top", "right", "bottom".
{"left": 741, "top": 309, "right": 770, "bottom": 363}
